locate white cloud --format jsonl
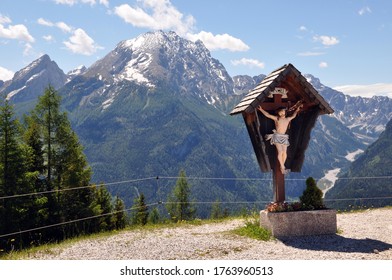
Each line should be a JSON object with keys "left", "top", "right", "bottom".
{"left": 38, "top": 18, "right": 54, "bottom": 27}
{"left": 187, "top": 31, "right": 249, "bottom": 52}
{"left": 54, "top": 0, "right": 107, "bottom": 6}
{"left": 358, "top": 6, "right": 371, "bottom": 16}
{"left": 99, "top": 0, "right": 109, "bottom": 7}
{"left": 54, "top": 0, "right": 77, "bottom": 5}
{"left": 113, "top": 1, "right": 195, "bottom": 36}
{"left": 114, "top": 4, "right": 156, "bottom": 28}
{"left": 38, "top": 18, "right": 73, "bottom": 33}
{"left": 0, "top": 15, "right": 11, "bottom": 24}
{"left": 230, "top": 58, "right": 265, "bottom": 69}
{"left": 319, "top": 62, "right": 328, "bottom": 68}
{"left": 0, "top": 21, "right": 35, "bottom": 42}
{"left": 299, "top": 25, "right": 307, "bottom": 31}
{"left": 56, "top": 22, "right": 73, "bottom": 33}
{"left": 0, "top": 66, "right": 14, "bottom": 81}
{"left": 333, "top": 83, "right": 392, "bottom": 98}
{"left": 82, "top": 0, "right": 96, "bottom": 5}
{"left": 113, "top": 0, "right": 248, "bottom": 52}
{"left": 23, "top": 43, "right": 34, "bottom": 56}
{"left": 297, "top": 51, "right": 325, "bottom": 56}
{"left": 43, "top": 35, "right": 54, "bottom": 42}
{"left": 313, "top": 35, "right": 339, "bottom": 46}
{"left": 39, "top": 17, "right": 99, "bottom": 56}
{"left": 63, "top": 28, "right": 102, "bottom": 55}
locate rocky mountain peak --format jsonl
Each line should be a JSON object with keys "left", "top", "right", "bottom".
{"left": 13, "top": 54, "right": 50, "bottom": 80}
{"left": 0, "top": 54, "right": 66, "bottom": 102}
{"left": 304, "top": 74, "right": 325, "bottom": 91}
{"left": 67, "top": 65, "right": 87, "bottom": 81}
{"left": 120, "top": 30, "right": 184, "bottom": 52}
{"left": 233, "top": 74, "right": 266, "bottom": 95}
{"left": 79, "top": 30, "right": 234, "bottom": 110}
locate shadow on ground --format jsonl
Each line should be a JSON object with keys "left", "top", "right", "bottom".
{"left": 279, "top": 234, "right": 392, "bottom": 254}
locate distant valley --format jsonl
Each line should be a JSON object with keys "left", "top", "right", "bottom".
{"left": 1, "top": 30, "right": 391, "bottom": 212}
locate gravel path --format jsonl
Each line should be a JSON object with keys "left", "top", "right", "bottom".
{"left": 27, "top": 208, "right": 392, "bottom": 260}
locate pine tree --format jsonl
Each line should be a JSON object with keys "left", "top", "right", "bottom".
{"left": 0, "top": 100, "right": 35, "bottom": 249}
{"left": 90, "top": 185, "right": 114, "bottom": 232}
{"left": 23, "top": 116, "right": 44, "bottom": 175}
{"left": 132, "top": 193, "right": 149, "bottom": 226}
{"left": 112, "top": 195, "right": 126, "bottom": 230}
{"left": 166, "top": 170, "right": 196, "bottom": 222}
{"left": 23, "top": 115, "right": 49, "bottom": 239}
{"left": 210, "top": 200, "right": 223, "bottom": 219}
{"left": 148, "top": 207, "right": 160, "bottom": 224}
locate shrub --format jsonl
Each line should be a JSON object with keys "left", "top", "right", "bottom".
{"left": 265, "top": 177, "right": 325, "bottom": 212}
{"left": 299, "top": 177, "right": 325, "bottom": 210}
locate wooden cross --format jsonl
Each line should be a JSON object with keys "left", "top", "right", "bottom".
{"left": 259, "top": 92, "right": 291, "bottom": 203}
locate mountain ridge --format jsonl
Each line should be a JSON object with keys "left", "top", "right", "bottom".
{"left": 1, "top": 30, "right": 391, "bottom": 211}
{"left": 325, "top": 118, "right": 392, "bottom": 209}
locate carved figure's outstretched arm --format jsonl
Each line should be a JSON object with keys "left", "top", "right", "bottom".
{"left": 257, "top": 105, "right": 277, "bottom": 121}
{"left": 287, "top": 104, "right": 303, "bottom": 121}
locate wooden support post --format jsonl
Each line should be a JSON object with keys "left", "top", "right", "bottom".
{"left": 273, "top": 151, "right": 285, "bottom": 203}
{"left": 272, "top": 92, "right": 285, "bottom": 203}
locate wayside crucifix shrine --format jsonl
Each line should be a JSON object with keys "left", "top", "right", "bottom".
{"left": 230, "top": 64, "right": 334, "bottom": 203}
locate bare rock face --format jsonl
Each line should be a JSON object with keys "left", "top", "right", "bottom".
{"left": 1, "top": 54, "right": 67, "bottom": 103}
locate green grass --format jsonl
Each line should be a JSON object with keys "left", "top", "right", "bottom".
{"left": 230, "top": 211, "right": 273, "bottom": 241}
{"left": 232, "top": 221, "right": 272, "bottom": 241}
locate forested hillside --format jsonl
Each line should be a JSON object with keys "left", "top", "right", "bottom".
{"left": 0, "top": 86, "right": 126, "bottom": 252}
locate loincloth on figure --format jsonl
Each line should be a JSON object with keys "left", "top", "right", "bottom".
{"left": 265, "top": 130, "right": 290, "bottom": 146}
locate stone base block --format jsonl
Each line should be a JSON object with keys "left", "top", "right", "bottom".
{"left": 260, "top": 209, "right": 337, "bottom": 237}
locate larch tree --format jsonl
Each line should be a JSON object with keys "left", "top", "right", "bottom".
{"left": 29, "top": 85, "right": 93, "bottom": 239}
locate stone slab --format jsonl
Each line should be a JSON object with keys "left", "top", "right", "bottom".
{"left": 260, "top": 209, "right": 337, "bottom": 237}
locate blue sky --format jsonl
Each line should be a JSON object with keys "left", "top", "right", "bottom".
{"left": 1, "top": 0, "right": 392, "bottom": 97}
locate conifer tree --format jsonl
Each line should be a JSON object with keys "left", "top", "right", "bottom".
{"left": 113, "top": 195, "right": 126, "bottom": 230}
{"left": 210, "top": 200, "right": 223, "bottom": 219}
{"left": 29, "top": 85, "right": 93, "bottom": 239}
{"left": 300, "top": 177, "right": 325, "bottom": 210}
{"left": 23, "top": 116, "right": 49, "bottom": 238}
{"left": 90, "top": 185, "right": 114, "bottom": 231}
{"left": 24, "top": 116, "right": 45, "bottom": 175}
{"left": 0, "top": 100, "right": 35, "bottom": 248}
{"left": 132, "top": 193, "right": 149, "bottom": 226}
{"left": 148, "top": 207, "right": 160, "bottom": 224}
{"left": 166, "top": 170, "right": 196, "bottom": 222}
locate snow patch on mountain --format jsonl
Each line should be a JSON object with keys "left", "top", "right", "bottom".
{"left": 318, "top": 168, "right": 341, "bottom": 197}
{"left": 118, "top": 52, "right": 155, "bottom": 87}
{"left": 6, "top": 86, "right": 26, "bottom": 100}
{"left": 102, "top": 97, "right": 114, "bottom": 110}
{"left": 345, "top": 149, "right": 364, "bottom": 162}
{"left": 67, "top": 65, "right": 86, "bottom": 82}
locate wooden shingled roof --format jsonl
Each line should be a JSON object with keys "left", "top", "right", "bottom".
{"left": 230, "top": 63, "right": 334, "bottom": 175}
{"left": 230, "top": 63, "right": 334, "bottom": 115}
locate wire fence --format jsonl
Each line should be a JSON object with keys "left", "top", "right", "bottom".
{"left": 1, "top": 174, "right": 391, "bottom": 201}
{"left": 0, "top": 174, "right": 391, "bottom": 240}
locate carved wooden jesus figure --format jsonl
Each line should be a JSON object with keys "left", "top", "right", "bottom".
{"left": 257, "top": 104, "right": 302, "bottom": 174}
